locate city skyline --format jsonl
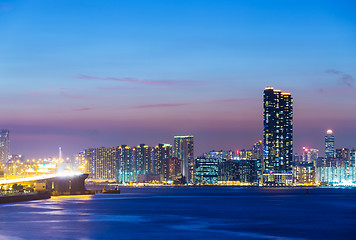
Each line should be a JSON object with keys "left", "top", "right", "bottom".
{"left": 1, "top": 1, "right": 355, "bottom": 158}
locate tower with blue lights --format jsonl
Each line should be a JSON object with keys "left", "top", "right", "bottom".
{"left": 173, "top": 136, "right": 194, "bottom": 183}
{"left": 325, "top": 129, "right": 335, "bottom": 159}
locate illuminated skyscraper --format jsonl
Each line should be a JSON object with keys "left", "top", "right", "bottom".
{"left": 195, "top": 157, "right": 221, "bottom": 184}
{"left": 173, "top": 136, "right": 194, "bottom": 183}
{"left": 133, "top": 144, "right": 152, "bottom": 176}
{"left": 325, "top": 129, "right": 335, "bottom": 159}
{"left": 252, "top": 140, "right": 263, "bottom": 160}
{"left": 86, "top": 147, "right": 117, "bottom": 180}
{"left": 0, "top": 129, "right": 10, "bottom": 164}
{"left": 263, "top": 87, "right": 293, "bottom": 185}
{"left": 152, "top": 144, "right": 172, "bottom": 175}
{"left": 117, "top": 145, "right": 133, "bottom": 183}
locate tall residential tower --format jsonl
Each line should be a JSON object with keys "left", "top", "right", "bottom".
{"left": 0, "top": 129, "right": 10, "bottom": 164}
{"left": 173, "top": 136, "right": 194, "bottom": 183}
{"left": 263, "top": 87, "right": 293, "bottom": 184}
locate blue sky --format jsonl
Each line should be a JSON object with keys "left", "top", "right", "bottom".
{"left": 0, "top": 0, "right": 355, "bottom": 158}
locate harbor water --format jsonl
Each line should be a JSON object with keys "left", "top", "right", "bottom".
{"left": 0, "top": 187, "right": 355, "bottom": 239}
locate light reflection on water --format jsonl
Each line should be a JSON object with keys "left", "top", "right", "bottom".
{"left": 0, "top": 187, "right": 355, "bottom": 240}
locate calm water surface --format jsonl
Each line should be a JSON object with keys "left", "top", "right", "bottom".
{"left": 0, "top": 187, "right": 355, "bottom": 240}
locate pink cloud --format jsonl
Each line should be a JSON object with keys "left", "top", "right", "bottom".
{"left": 29, "top": 92, "right": 41, "bottom": 96}
{"left": 73, "top": 108, "right": 95, "bottom": 112}
{"left": 97, "top": 86, "right": 140, "bottom": 91}
{"left": 129, "top": 98, "right": 256, "bottom": 109}
{"left": 60, "top": 91, "right": 95, "bottom": 100}
{"left": 60, "top": 87, "right": 77, "bottom": 91}
{"left": 205, "top": 98, "right": 253, "bottom": 104}
{"left": 130, "top": 103, "right": 193, "bottom": 109}
{"left": 76, "top": 75, "right": 194, "bottom": 87}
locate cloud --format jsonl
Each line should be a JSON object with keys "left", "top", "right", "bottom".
{"left": 325, "top": 69, "right": 340, "bottom": 74}
{"left": 76, "top": 75, "right": 194, "bottom": 87}
{"left": 130, "top": 103, "right": 193, "bottom": 109}
{"left": 73, "top": 108, "right": 95, "bottom": 112}
{"left": 29, "top": 92, "right": 41, "bottom": 96}
{"left": 96, "top": 86, "right": 140, "bottom": 91}
{"left": 129, "top": 98, "right": 253, "bottom": 109}
{"left": 60, "top": 87, "right": 77, "bottom": 91}
{"left": 340, "top": 74, "right": 354, "bottom": 87}
{"left": 325, "top": 69, "right": 354, "bottom": 87}
{"left": 60, "top": 91, "right": 95, "bottom": 100}
{"left": 316, "top": 87, "right": 356, "bottom": 96}
{"left": 205, "top": 98, "right": 251, "bottom": 104}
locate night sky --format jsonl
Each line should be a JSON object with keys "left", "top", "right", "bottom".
{"left": 1, "top": 0, "right": 355, "bottom": 159}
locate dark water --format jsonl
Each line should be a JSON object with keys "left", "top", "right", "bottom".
{"left": 1, "top": 187, "right": 356, "bottom": 240}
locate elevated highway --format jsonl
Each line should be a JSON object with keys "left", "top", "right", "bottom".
{"left": 0, "top": 173, "right": 89, "bottom": 195}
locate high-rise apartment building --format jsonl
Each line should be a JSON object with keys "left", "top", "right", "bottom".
{"left": 263, "top": 87, "right": 293, "bottom": 184}
{"left": 0, "top": 129, "right": 10, "bottom": 164}
{"left": 160, "top": 157, "right": 183, "bottom": 182}
{"left": 152, "top": 144, "right": 172, "bottom": 175}
{"left": 173, "top": 136, "right": 194, "bottom": 183}
{"left": 117, "top": 145, "right": 133, "bottom": 183}
{"left": 252, "top": 141, "right": 263, "bottom": 160}
{"left": 133, "top": 144, "right": 152, "bottom": 176}
{"left": 167, "top": 157, "right": 183, "bottom": 181}
{"left": 325, "top": 129, "right": 335, "bottom": 159}
{"left": 86, "top": 147, "right": 117, "bottom": 180}
{"left": 239, "top": 149, "right": 253, "bottom": 160}
{"left": 76, "top": 151, "right": 88, "bottom": 173}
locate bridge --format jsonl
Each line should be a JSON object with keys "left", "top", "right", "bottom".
{"left": 0, "top": 174, "right": 59, "bottom": 185}
{"left": 0, "top": 173, "right": 89, "bottom": 195}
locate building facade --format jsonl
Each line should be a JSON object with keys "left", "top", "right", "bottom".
{"left": 252, "top": 141, "right": 263, "bottom": 160}
{"left": 0, "top": 129, "right": 10, "bottom": 164}
{"left": 195, "top": 157, "right": 222, "bottom": 184}
{"left": 293, "top": 162, "right": 315, "bottom": 184}
{"left": 86, "top": 147, "right": 117, "bottom": 180}
{"left": 325, "top": 129, "right": 335, "bottom": 159}
{"left": 173, "top": 136, "right": 194, "bottom": 183}
{"left": 218, "top": 160, "right": 240, "bottom": 182}
{"left": 204, "top": 150, "right": 234, "bottom": 161}
{"left": 316, "top": 166, "right": 356, "bottom": 184}
{"left": 160, "top": 157, "right": 183, "bottom": 182}
{"left": 152, "top": 144, "right": 172, "bottom": 175}
{"left": 263, "top": 87, "right": 293, "bottom": 185}
{"left": 133, "top": 144, "right": 152, "bottom": 177}
{"left": 117, "top": 145, "right": 133, "bottom": 183}
{"left": 218, "top": 159, "right": 261, "bottom": 184}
